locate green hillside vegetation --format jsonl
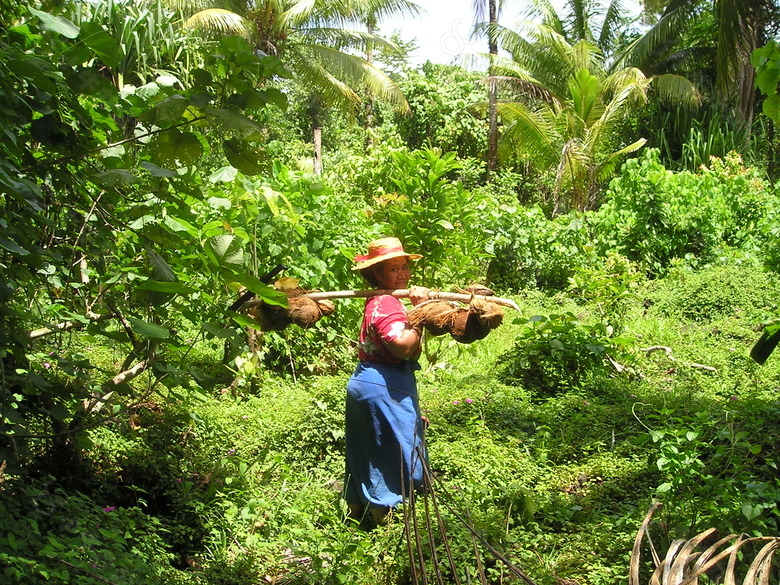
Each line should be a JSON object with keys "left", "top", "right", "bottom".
{"left": 4, "top": 1, "right": 780, "bottom": 584}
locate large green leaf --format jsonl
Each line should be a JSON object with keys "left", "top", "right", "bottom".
{"left": 29, "top": 7, "right": 79, "bottom": 38}
{"left": 148, "top": 128, "right": 204, "bottom": 166}
{"left": 233, "top": 273, "right": 288, "bottom": 307}
{"left": 204, "top": 107, "right": 265, "bottom": 139}
{"left": 206, "top": 234, "right": 243, "bottom": 269}
{"left": 126, "top": 316, "right": 169, "bottom": 339}
{"left": 78, "top": 21, "right": 124, "bottom": 68}
{"left": 136, "top": 280, "right": 195, "bottom": 295}
{"left": 223, "top": 139, "right": 267, "bottom": 176}
{"left": 64, "top": 67, "right": 119, "bottom": 103}
{"left": 142, "top": 95, "right": 190, "bottom": 125}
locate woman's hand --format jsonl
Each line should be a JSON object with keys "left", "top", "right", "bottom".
{"left": 408, "top": 286, "right": 430, "bottom": 306}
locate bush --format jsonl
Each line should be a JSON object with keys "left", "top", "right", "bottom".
{"left": 0, "top": 477, "right": 178, "bottom": 584}
{"left": 648, "top": 263, "right": 780, "bottom": 322}
{"left": 593, "top": 149, "right": 778, "bottom": 275}
{"left": 484, "top": 205, "right": 596, "bottom": 291}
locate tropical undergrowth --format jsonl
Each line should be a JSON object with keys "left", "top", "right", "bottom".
{"left": 5, "top": 254, "right": 780, "bottom": 585}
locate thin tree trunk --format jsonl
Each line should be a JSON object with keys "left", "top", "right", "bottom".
{"left": 365, "top": 18, "right": 376, "bottom": 146}
{"left": 313, "top": 126, "right": 322, "bottom": 174}
{"left": 486, "top": 0, "right": 499, "bottom": 180}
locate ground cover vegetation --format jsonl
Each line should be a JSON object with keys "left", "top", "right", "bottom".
{"left": 4, "top": 0, "right": 780, "bottom": 584}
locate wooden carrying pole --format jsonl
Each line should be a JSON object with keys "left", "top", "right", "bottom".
{"left": 303, "top": 289, "right": 520, "bottom": 312}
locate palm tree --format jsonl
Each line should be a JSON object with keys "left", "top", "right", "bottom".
{"left": 471, "top": 0, "right": 505, "bottom": 180}
{"left": 626, "top": 0, "right": 780, "bottom": 128}
{"left": 486, "top": 20, "right": 700, "bottom": 213}
{"left": 169, "top": 0, "right": 413, "bottom": 173}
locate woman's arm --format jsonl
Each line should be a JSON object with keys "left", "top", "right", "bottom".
{"left": 382, "top": 286, "right": 429, "bottom": 360}
{"left": 383, "top": 326, "right": 422, "bottom": 360}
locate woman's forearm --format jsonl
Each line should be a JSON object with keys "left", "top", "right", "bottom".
{"left": 384, "top": 326, "right": 422, "bottom": 360}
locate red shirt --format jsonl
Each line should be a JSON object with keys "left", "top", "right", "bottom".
{"left": 358, "top": 295, "right": 420, "bottom": 364}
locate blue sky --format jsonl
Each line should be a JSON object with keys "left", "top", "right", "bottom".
{"left": 377, "top": 0, "right": 642, "bottom": 66}
{"left": 377, "top": 0, "right": 485, "bottom": 66}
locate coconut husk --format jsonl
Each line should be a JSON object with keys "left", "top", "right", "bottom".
{"left": 408, "top": 300, "right": 462, "bottom": 336}
{"left": 471, "top": 298, "right": 504, "bottom": 328}
{"left": 250, "top": 302, "right": 291, "bottom": 331}
{"left": 408, "top": 298, "right": 505, "bottom": 344}
{"left": 250, "top": 292, "right": 335, "bottom": 331}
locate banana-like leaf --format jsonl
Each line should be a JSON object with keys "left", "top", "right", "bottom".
{"left": 750, "top": 322, "right": 780, "bottom": 365}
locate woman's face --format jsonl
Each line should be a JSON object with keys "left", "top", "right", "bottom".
{"left": 375, "top": 257, "right": 411, "bottom": 289}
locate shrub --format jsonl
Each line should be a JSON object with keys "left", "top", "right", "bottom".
{"left": 484, "top": 206, "right": 596, "bottom": 291}
{"left": 648, "top": 264, "right": 780, "bottom": 322}
{"left": 0, "top": 477, "right": 177, "bottom": 584}
{"left": 593, "top": 149, "right": 777, "bottom": 275}
{"left": 498, "top": 313, "right": 636, "bottom": 394}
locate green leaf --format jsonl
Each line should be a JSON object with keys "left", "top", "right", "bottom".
{"left": 78, "top": 21, "right": 124, "bottom": 68}
{"left": 259, "top": 87, "right": 288, "bottom": 110}
{"left": 65, "top": 67, "right": 118, "bottom": 103}
{"left": 228, "top": 310, "right": 264, "bottom": 331}
{"left": 149, "top": 128, "right": 204, "bottom": 166}
{"left": 762, "top": 95, "right": 780, "bottom": 125}
{"left": 223, "top": 139, "right": 267, "bottom": 176}
{"left": 142, "top": 94, "right": 189, "bottom": 125}
{"left": 233, "top": 273, "right": 288, "bottom": 307}
{"left": 126, "top": 316, "right": 169, "bottom": 339}
{"left": 139, "top": 161, "right": 177, "bottom": 177}
{"left": 93, "top": 169, "right": 138, "bottom": 187}
{"left": 0, "top": 238, "right": 30, "bottom": 256}
{"left": 210, "top": 166, "right": 238, "bottom": 183}
{"left": 205, "top": 107, "right": 265, "bottom": 139}
{"left": 136, "top": 280, "right": 195, "bottom": 294}
{"left": 29, "top": 7, "right": 79, "bottom": 38}
{"left": 207, "top": 235, "right": 243, "bottom": 269}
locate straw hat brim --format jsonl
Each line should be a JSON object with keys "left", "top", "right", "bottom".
{"left": 352, "top": 251, "right": 422, "bottom": 271}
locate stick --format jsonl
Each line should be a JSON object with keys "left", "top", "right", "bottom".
{"left": 302, "top": 289, "right": 521, "bottom": 311}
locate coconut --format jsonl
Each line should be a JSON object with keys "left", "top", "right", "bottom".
{"left": 287, "top": 296, "right": 322, "bottom": 327}
{"left": 316, "top": 299, "right": 335, "bottom": 316}
{"left": 471, "top": 298, "right": 504, "bottom": 328}
{"left": 408, "top": 300, "right": 460, "bottom": 336}
{"left": 252, "top": 302, "right": 292, "bottom": 331}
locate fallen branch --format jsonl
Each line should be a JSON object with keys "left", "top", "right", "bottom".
{"left": 244, "top": 289, "right": 520, "bottom": 312}
{"left": 83, "top": 359, "right": 151, "bottom": 413}
{"left": 27, "top": 312, "right": 113, "bottom": 340}
{"left": 641, "top": 345, "right": 717, "bottom": 372}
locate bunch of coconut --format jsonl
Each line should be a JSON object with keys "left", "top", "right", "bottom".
{"left": 246, "top": 278, "right": 334, "bottom": 331}
{"left": 407, "top": 297, "right": 504, "bottom": 344}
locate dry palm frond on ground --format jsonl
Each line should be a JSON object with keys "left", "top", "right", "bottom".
{"left": 630, "top": 503, "right": 780, "bottom": 585}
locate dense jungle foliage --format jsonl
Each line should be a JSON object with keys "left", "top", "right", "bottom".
{"left": 4, "top": 0, "right": 780, "bottom": 584}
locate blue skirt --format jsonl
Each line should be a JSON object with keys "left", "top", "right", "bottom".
{"left": 344, "top": 361, "right": 426, "bottom": 509}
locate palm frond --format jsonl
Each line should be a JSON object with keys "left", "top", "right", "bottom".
{"left": 297, "top": 26, "right": 400, "bottom": 53}
{"left": 184, "top": 8, "right": 253, "bottom": 39}
{"left": 617, "top": 2, "right": 695, "bottom": 71}
{"left": 485, "top": 74, "right": 561, "bottom": 107}
{"left": 650, "top": 73, "right": 701, "bottom": 108}
{"left": 520, "top": 0, "right": 565, "bottom": 35}
{"left": 497, "top": 101, "right": 560, "bottom": 167}
{"left": 595, "top": 137, "right": 646, "bottom": 182}
{"left": 289, "top": 44, "right": 409, "bottom": 113}
{"left": 598, "top": 0, "right": 628, "bottom": 53}
{"left": 630, "top": 504, "right": 780, "bottom": 585}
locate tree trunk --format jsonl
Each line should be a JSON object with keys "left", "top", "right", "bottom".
{"left": 486, "top": 0, "right": 499, "bottom": 180}
{"left": 365, "top": 18, "right": 376, "bottom": 147}
{"left": 313, "top": 126, "right": 322, "bottom": 175}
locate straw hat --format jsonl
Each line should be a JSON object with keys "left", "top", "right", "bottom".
{"left": 352, "top": 237, "right": 422, "bottom": 271}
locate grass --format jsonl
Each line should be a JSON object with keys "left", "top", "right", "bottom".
{"left": 4, "top": 263, "right": 780, "bottom": 585}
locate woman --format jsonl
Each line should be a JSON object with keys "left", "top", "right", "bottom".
{"left": 344, "top": 237, "right": 430, "bottom": 528}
